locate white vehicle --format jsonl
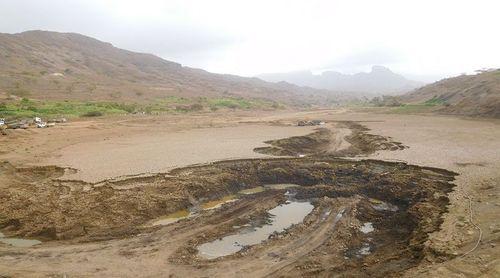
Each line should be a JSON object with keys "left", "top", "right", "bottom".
{"left": 0, "top": 118, "right": 5, "bottom": 126}
{"left": 36, "top": 122, "right": 47, "bottom": 128}
{"left": 34, "top": 117, "right": 42, "bottom": 123}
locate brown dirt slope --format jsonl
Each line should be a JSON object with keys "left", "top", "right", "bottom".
{"left": 402, "top": 69, "right": 500, "bottom": 118}
{"left": 0, "top": 30, "right": 339, "bottom": 105}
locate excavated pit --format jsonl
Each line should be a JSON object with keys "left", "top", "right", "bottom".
{"left": 0, "top": 157, "right": 456, "bottom": 276}
{"left": 0, "top": 122, "right": 458, "bottom": 276}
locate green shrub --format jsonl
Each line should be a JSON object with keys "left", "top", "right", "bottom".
{"left": 81, "top": 111, "right": 103, "bottom": 117}
{"left": 424, "top": 97, "right": 447, "bottom": 106}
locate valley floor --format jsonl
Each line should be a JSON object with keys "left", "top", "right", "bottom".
{"left": 0, "top": 109, "right": 499, "bottom": 277}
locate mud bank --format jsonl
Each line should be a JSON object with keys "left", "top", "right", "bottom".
{"left": 254, "top": 121, "right": 406, "bottom": 157}
{"left": 0, "top": 155, "right": 456, "bottom": 276}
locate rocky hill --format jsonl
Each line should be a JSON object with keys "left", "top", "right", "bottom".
{"left": 258, "top": 66, "right": 423, "bottom": 95}
{"left": 402, "top": 69, "right": 500, "bottom": 118}
{"left": 0, "top": 30, "right": 339, "bottom": 106}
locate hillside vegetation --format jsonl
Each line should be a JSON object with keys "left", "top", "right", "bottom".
{"left": 400, "top": 69, "right": 500, "bottom": 118}
{"left": 0, "top": 31, "right": 343, "bottom": 109}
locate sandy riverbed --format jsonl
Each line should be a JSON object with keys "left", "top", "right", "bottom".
{"left": 0, "top": 109, "right": 498, "bottom": 277}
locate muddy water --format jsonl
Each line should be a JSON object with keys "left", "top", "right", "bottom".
{"left": 197, "top": 200, "right": 314, "bottom": 259}
{"left": 149, "top": 196, "right": 238, "bottom": 226}
{"left": 150, "top": 184, "right": 302, "bottom": 227}
{"left": 370, "top": 199, "right": 399, "bottom": 212}
{"left": 0, "top": 232, "right": 41, "bottom": 247}
{"left": 201, "top": 195, "right": 238, "bottom": 210}
{"left": 238, "top": 187, "right": 265, "bottom": 195}
{"left": 150, "top": 210, "right": 192, "bottom": 226}
{"left": 264, "top": 183, "right": 299, "bottom": 190}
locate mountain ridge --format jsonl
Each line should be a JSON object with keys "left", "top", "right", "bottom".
{"left": 0, "top": 30, "right": 344, "bottom": 106}
{"left": 258, "top": 66, "right": 424, "bottom": 94}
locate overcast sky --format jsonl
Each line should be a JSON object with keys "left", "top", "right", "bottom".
{"left": 1, "top": 0, "right": 499, "bottom": 81}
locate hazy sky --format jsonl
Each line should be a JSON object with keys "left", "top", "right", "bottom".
{"left": 1, "top": 0, "right": 499, "bottom": 81}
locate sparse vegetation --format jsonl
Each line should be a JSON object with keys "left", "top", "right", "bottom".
{"left": 0, "top": 96, "right": 284, "bottom": 120}
{"left": 423, "top": 96, "right": 447, "bottom": 106}
{"left": 388, "top": 104, "right": 439, "bottom": 114}
{"left": 81, "top": 111, "right": 103, "bottom": 117}
{"left": 0, "top": 99, "right": 136, "bottom": 119}
{"left": 143, "top": 96, "right": 282, "bottom": 114}
{"left": 370, "top": 96, "right": 402, "bottom": 107}
{"left": 369, "top": 95, "right": 448, "bottom": 114}
{"left": 207, "top": 97, "right": 281, "bottom": 110}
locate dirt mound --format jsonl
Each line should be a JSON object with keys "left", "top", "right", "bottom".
{"left": 254, "top": 128, "right": 332, "bottom": 156}
{"left": 336, "top": 121, "right": 407, "bottom": 156}
{"left": 254, "top": 121, "right": 406, "bottom": 157}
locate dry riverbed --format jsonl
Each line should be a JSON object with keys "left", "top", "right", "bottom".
{"left": 0, "top": 109, "right": 499, "bottom": 277}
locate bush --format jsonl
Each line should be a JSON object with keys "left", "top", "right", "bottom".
{"left": 81, "top": 111, "right": 103, "bottom": 117}
{"left": 175, "top": 103, "right": 204, "bottom": 112}
{"left": 189, "top": 103, "right": 204, "bottom": 111}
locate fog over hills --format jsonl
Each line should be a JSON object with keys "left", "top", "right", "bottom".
{"left": 258, "top": 66, "right": 424, "bottom": 95}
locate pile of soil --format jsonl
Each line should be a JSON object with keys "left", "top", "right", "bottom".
{"left": 254, "top": 121, "right": 406, "bottom": 157}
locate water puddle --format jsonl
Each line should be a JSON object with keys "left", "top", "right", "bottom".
{"left": 369, "top": 199, "right": 399, "bottom": 212}
{"left": 358, "top": 243, "right": 371, "bottom": 255}
{"left": 149, "top": 195, "right": 238, "bottom": 226}
{"left": 149, "top": 184, "right": 302, "bottom": 227}
{"left": 238, "top": 184, "right": 299, "bottom": 194}
{"left": 202, "top": 195, "right": 238, "bottom": 210}
{"left": 264, "top": 183, "right": 299, "bottom": 190}
{"left": 360, "top": 222, "right": 374, "bottom": 234}
{"left": 197, "top": 200, "right": 314, "bottom": 259}
{"left": 150, "top": 209, "right": 192, "bottom": 226}
{"left": 238, "top": 187, "right": 265, "bottom": 195}
{"left": 0, "top": 232, "right": 41, "bottom": 247}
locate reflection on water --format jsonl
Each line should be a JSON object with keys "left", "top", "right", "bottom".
{"left": 149, "top": 184, "right": 302, "bottom": 227}
{"left": 197, "top": 200, "right": 314, "bottom": 259}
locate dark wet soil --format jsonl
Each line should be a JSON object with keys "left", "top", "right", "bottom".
{"left": 254, "top": 121, "right": 406, "bottom": 157}
{"left": 0, "top": 122, "right": 457, "bottom": 277}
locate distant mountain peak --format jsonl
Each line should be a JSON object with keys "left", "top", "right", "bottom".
{"left": 371, "top": 65, "right": 392, "bottom": 73}
{"left": 258, "top": 66, "right": 424, "bottom": 94}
